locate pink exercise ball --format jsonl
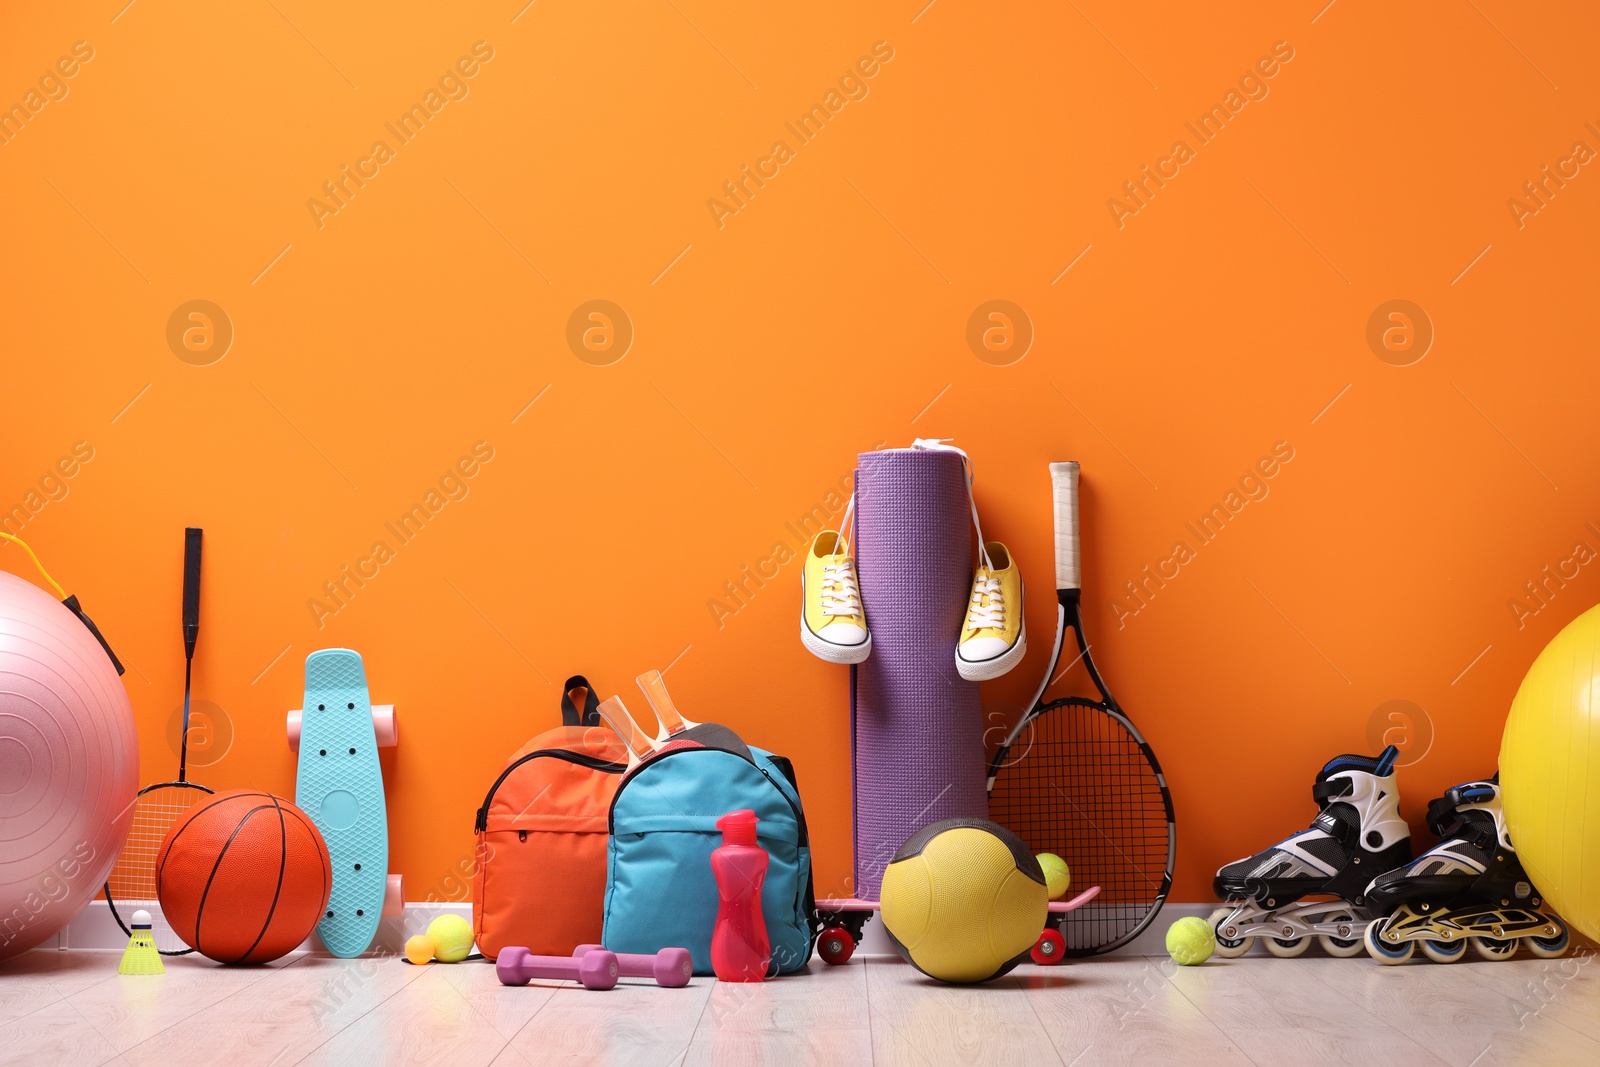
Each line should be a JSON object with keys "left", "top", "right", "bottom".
{"left": 0, "top": 570, "right": 138, "bottom": 961}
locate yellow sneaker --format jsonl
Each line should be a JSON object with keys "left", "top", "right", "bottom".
{"left": 956, "top": 541, "right": 1025, "bottom": 680}
{"left": 801, "top": 531, "right": 871, "bottom": 664}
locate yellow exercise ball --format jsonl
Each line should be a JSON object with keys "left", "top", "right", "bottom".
{"left": 1501, "top": 602, "right": 1600, "bottom": 942}
{"left": 880, "top": 818, "right": 1048, "bottom": 984}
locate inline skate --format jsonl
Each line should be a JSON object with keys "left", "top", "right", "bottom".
{"left": 1363, "top": 774, "right": 1568, "bottom": 964}
{"left": 1209, "top": 745, "right": 1412, "bottom": 958}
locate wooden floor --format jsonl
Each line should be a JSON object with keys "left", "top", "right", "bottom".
{"left": 3, "top": 947, "right": 1598, "bottom": 1066}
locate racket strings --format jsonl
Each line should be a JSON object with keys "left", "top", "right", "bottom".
{"left": 105, "top": 783, "right": 211, "bottom": 954}
{"left": 989, "top": 700, "right": 1171, "bottom": 952}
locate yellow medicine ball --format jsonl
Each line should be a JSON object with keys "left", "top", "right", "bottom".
{"left": 1501, "top": 602, "right": 1600, "bottom": 942}
{"left": 880, "top": 818, "right": 1048, "bottom": 984}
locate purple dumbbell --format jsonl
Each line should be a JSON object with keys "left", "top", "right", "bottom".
{"left": 496, "top": 946, "right": 618, "bottom": 990}
{"left": 573, "top": 944, "right": 693, "bottom": 988}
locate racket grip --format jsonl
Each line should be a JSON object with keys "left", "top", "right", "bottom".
{"left": 182, "top": 527, "right": 202, "bottom": 657}
{"left": 635, "top": 670, "right": 683, "bottom": 733}
{"left": 596, "top": 695, "right": 655, "bottom": 757}
{"left": 1050, "top": 462, "right": 1081, "bottom": 592}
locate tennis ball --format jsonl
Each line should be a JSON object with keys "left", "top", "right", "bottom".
{"left": 426, "top": 915, "right": 474, "bottom": 963}
{"left": 1036, "top": 853, "right": 1070, "bottom": 900}
{"left": 1165, "top": 916, "right": 1215, "bottom": 966}
{"left": 404, "top": 934, "right": 434, "bottom": 965}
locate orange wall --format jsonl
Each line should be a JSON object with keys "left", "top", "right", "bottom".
{"left": 3, "top": 2, "right": 1598, "bottom": 905}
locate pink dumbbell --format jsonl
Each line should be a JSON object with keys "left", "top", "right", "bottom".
{"left": 497, "top": 946, "right": 618, "bottom": 990}
{"left": 573, "top": 944, "right": 693, "bottom": 988}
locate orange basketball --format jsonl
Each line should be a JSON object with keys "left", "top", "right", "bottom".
{"left": 157, "top": 789, "right": 331, "bottom": 964}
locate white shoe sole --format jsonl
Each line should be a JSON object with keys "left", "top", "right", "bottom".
{"left": 800, "top": 616, "right": 872, "bottom": 665}
{"left": 956, "top": 625, "right": 1027, "bottom": 682}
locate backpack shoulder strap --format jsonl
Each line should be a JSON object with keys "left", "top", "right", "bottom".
{"left": 561, "top": 675, "right": 601, "bottom": 727}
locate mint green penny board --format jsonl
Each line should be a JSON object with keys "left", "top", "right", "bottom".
{"left": 290, "top": 649, "right": 398, "bottom": 958}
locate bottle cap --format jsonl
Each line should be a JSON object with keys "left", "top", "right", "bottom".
{"left": 716, "top": 809, "right": 759, "bottom": 846}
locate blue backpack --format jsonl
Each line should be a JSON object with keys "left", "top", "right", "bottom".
{"left": 602, "top": 724, "right": 815, "bottom": 975}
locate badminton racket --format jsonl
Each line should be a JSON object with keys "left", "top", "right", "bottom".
{"left": 103, "top": 527, "right": 214, "bottom": 954}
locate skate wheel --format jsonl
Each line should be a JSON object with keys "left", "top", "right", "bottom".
{"left": 1208, "top": 908, "right": 1254, "bottom": 959}
{"left": 1317, "top": 911, "right": 1365, "bottom": 959}
{"left": 1030, "top": 928, "right": 1065, "bottom": 966}
{"left": 1263, "top": 935, "right": 1309, "bottom": 959}
{"left": 1528, "top": 920, "right": 1569, "bottom": 960}
{"left": 383, "top": 874, "right": 405, "bottom": 917}
{"left": 1472, "top": 935, "right": 1518, "bottom": 961}
{"left": 818, "top": 927, "right": 855, "bottom": 966}
{"left": 1364, "top": 917, "right": 1413, "bottom": 964}
{"left": 373, "top": 704, "right": 398, "bottom": 748}
{"left": 287, "top": 709, "right": 302, "bottom": 753}
{"left": 1420, "top": 937, "right": 1467, "bottom": 964}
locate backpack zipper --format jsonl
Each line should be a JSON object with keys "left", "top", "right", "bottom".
{"left": 475, "top": 749, "right": 627, "bottom": 833}
{"left": 757, "top": 759, "right": 820, "bottom": 968}
{"left": 606, "top": 745, "right": 808, "bottom": 844}
{"left": 757, "top": 765, "right": 809, "bottom": 848}
{"left": 607, "top": 744, "right": 756, "bottom": 833}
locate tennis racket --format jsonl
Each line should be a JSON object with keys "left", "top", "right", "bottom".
{"left": 986, "top": 462, "right": 1175, "bottom": 956}
{"left": 104, "top": 527, "right": 214, "bottom": 954}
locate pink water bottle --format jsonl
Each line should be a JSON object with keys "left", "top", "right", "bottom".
{"left": 710, "top": 809, "right": 770, "bottom": 982}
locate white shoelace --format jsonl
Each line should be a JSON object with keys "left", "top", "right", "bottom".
{"left": 912, "top": 438, "right": 994, "bottom": 572}
{"left": 820, "top": 560, "right": 862, "bottom": 617}
{"left": 966, "top": 573, "right": 1005, "bottom": 632}
{"left": 817, "top": 490, "right": 862, "bottom": 620}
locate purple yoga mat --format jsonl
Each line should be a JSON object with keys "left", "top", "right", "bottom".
{"left": 851, "top": 448, "right": 983, "bottom": 901}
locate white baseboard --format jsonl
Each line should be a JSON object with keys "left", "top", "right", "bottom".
{"left": 49, "top": 899, "right": 473, "bottom": 956}
{"left": 49, "top": 900, "right": 1213, "bottom": 958}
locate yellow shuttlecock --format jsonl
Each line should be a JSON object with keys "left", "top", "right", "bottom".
{"left": 118, "top": 910, "right": 164, "bottom": 976}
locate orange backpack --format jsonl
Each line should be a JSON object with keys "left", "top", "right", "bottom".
{"left": 472, "top": 676, "right": 627, "bottom": 959}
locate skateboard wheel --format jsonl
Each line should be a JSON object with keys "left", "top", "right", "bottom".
{"left": 383, "top": 874, "right": 404, "bottom": 917}
{"left": 1030, "top": 928, "right": 1065, "bottom": 966}
{"left": 373, "top": 704, "right": 398, "bottom": 748}
{"left": 287, "top": 709, "right": 302, "bottom": 753}
{"left": 818, "top": 926, "right": 855, "bottom": 966}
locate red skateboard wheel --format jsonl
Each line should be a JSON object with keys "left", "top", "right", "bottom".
{"left": 818, "top": 927, "right": 855, "bottom": 965}
{"left": 1030, "top": 928, "right": 1065, "bottom": 966}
